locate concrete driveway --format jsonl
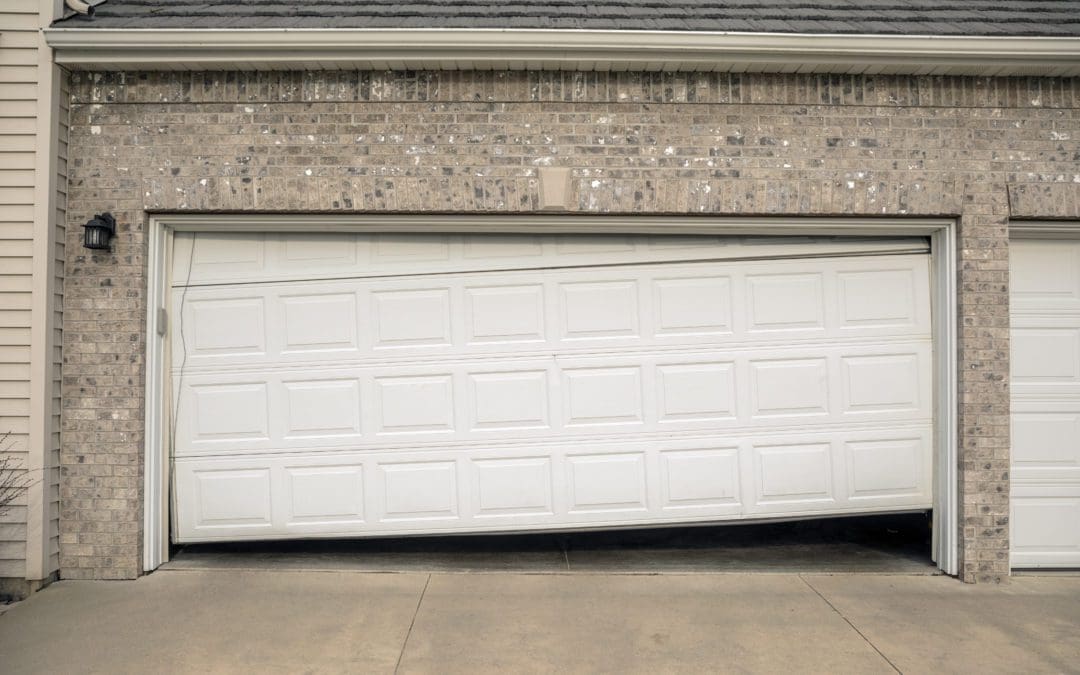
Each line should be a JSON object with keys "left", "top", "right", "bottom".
{"left": 1, "top": 570, "right": 1078, "bottom": 674}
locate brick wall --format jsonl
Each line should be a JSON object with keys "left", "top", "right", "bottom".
{"left": 61, "top": 71, "right": 1080, "bottom": 582}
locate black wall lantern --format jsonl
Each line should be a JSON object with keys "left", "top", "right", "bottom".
{"left": 82, "top": 213, "right": 116, "bottom": 251}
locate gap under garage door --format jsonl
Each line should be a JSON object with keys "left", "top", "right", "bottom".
{"left": 168, "top": 233, "right": 933, "bottom": 543}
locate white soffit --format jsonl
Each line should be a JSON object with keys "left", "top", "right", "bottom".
{"left": 43, "top": 28, "right": 1080, "bottom": 76}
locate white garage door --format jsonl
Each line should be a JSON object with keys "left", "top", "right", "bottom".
{"left": 1010, "top": 238, "right": 1080, "bottom": 568}
{"left": 169, "top": 233, "right": 933, "bottom": 543}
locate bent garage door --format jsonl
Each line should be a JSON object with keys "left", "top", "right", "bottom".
{"left": 169, "top": 233, "right": 933, "bottom": 542}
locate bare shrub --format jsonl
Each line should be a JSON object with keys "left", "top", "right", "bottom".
{"left": 0, "top": 433, "right": 31, "bottom": 517}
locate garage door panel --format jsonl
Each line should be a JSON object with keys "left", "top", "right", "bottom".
{"left": 1010, "top": 489, "right": 1080, "bottom": 568}
{"left": 183, "top": 466, "right": 274, "bottom": 535}
{"left": 560, "top": 280, "right": 641, "bottom": 340}
{"left": 749, "top": 358, "right": 829, "bottom": 418}
{"left": 659, "top": 447, "right": 741, "bottom": 510}
{"left": 174, "top": 343, "right": 929, "bottom": 458}
{"left": 173, "top": 232, "right": 929, "bottom": 287}
{"left": 656, "top": 362, "right": 737, "bottom": 423}
{"left": 841, "top": 353, "right": 923, "bottom": 414}
{"left": 566, "top": 452, "right": 649, "bottom": 513}
{"left": 746, "top": 272, "right": 825, "bottom": 332}
{"left": 1011, "top": 327, "right": 1080, "bottom": 383}
{"left": 652, "top": 276, "right": 734, "bottom": 336}
{"left": 182, "top": 296, "right": 268, "bottom": 358}
{"left": 285, "top": 464, "right": 366, "bottom": 525}
{"left": 1012, "top": 411, "right": 1080, "bottom": 477}
{"left": 174, "top": 425, "right": 932, "bottom": 542}
{"left": 172, "top": 255, "right": 931, "bottom": 370}
{"left": 1010, "top": 239, "right": 1080, "bottom": 309}
{"left": 846, "top": 437, "right": 927, "bottom": 501}
{"left": 188, "top": 382, "right": 270, "bottom": 443}
{"left": 281, "top": 292, "right": 358, "bottom": 353}
{"left": 466, "top": 284, "right": 546, "bottom": 344}
{"left": 372, "top": 287, "right": 453, "bottom": 348}
{"left": 836, "top": 267, "right": 922, "bottom": 329}
{"left": 377, "top": 460, "right": 459, "bottom": 522}
{"left": 171, "top": 236, "right": 932, "bottom": 542}
{"left": 752, "top": 441, "right": 835, "bottom": 506}
{"left": 470, "top": 457, "right": 555, "bottom": 518}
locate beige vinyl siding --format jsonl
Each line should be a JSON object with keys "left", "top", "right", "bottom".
{"left": 1, "top": 0, "right": 61, "bottom": 581}
{"left": 0, "top": 2, "right": 37, "bottom": 580}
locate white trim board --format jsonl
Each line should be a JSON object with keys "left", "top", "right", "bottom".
{"left": 143, "top": 215, "right": 959, "bottom": 575}
{"left": 45, "top": 28, "right": 1080, "bottom": 76}
{"left": 1009, "top": 221, "right": 1080, "bottom": 240}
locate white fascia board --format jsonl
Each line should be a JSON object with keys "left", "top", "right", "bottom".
{"left": 44, "top": 28, "right": 1080, "bottom": 75}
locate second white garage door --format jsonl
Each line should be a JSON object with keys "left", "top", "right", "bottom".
{"left": 169, "top": 233, "right": 933, "bottom": 542}
{"left": 1010, "top": 238, "right": 1080, "bottom": 568}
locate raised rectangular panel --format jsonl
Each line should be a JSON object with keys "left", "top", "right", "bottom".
{"left": 750, "top": 359, "right": 829, "bottom": 417}
{"left": 1011, "top": 241, "right": 1079, "bottom": 299}
{"left": 194, "top": 468, "right": 272, "bottom": 526}
{"left": 842, "top": 354, "right": 919, "bottom": 413}
{"left": 755, "top": 443, "right": 832, "bottom": 503}
{"left": 281, "top": 294, "right": 357, "bottom": 352}
{"left": 372, "top": 289, "right": 451, "bottom": 348}
{"left": 660, "top": 449, "right": 739, "bottom": 508}
{"left": 283, "top": 379, "right": 361, "bottom": 438}
{"left": 287, "top": 466, "right": 364, "bottom": 523}
{"left": 471, "top": 458, "right": 553, "bottom": 516}
{"left": 657, "top": 363, "right": 736, "bottom": 422}
{"left": 185, "top": 233, "right": 265, "bottom": 280}
{"left": 653, "top": 277, "right": 732, "bottom": 335}
{"left": 747, "top": 273, "right": 823, "bottom": 331}
{"left": 564, "top": 367, "right": 643, "bottom": 426}
{"left": 186, "top": 298, "right": 265, "bottom": 356}
{"left": 464, "top": 235, "right": 544, "bottom": 259}
{"left": 371, "top": 234, "right": 450, "bottom": 261}
{"left": 1012, "top": 413, "right": 1080, "bottom": 467}
{"left": 838, "top": 269, "right": 916, "bottom": 327}
{"left": 282, "top": 234, "right": 358, "bottom": 266}
{"left": 192, "top": 383, "right": 269, "bottom": 441}
{"left": 376, "top": 375, "right": 454, "bottom": 433}
{"left": 567, "top": 453, "right": 647, "bottom": 512}
{"left": 466, "top": 285, "right": 544, "bottom": 343}
{"left": 554, "top": 235, "right": 634, "bottom": 254}
{"left": 380, "top": 461, "right": 458, "bottom": 520}
{"left": 561, "top": 281, "right": 639, "bottom": 339}
{"left": 646, "top": 235, "right": 721, "bottom": 250}
{"left": 469, "top": 371, "right": 548, "bottom": 430}
{"left": 847, "top": 439, "right": 921, "bottom": 498}
{"left": 1012, "top": 498, "right": 1080, "bottom": 550}
{"left": 1012, "top": 328, "right": 1080, "bottom": 381}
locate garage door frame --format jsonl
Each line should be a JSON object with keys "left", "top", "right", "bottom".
{"left": 1008, "top": 220, "right": 1080, "bottom": 569}
{"left": 142, "top": 214, "right": 959, "bottom": 574}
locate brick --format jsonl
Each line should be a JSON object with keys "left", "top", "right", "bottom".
{"left": 61, "top": 70, "right": 1080, "bottom": 583}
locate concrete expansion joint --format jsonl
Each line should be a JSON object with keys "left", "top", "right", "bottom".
{"left": 395, "top": 573, "right": 431, "bottom": 675}
{"left": 799, "top": 575, "right": 903, "bottom": 674}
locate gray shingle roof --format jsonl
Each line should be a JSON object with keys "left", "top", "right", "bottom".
{"left": 53, "top": 1, "right": 1080, "bottom": 37}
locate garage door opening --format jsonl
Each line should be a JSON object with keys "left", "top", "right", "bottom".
{"left": 163, "top": 513, "right": 936, "bottom": 574}
{"left": 142, "top": 217, "right": 959, "bottom": 575}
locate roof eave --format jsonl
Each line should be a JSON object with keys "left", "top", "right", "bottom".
{"left": 43, "top": 28, "right": 1080, "bottom": 76}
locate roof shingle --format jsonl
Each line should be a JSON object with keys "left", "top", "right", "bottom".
{"left": 53, "top": 0, "right": 1080, "bottom": 37}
